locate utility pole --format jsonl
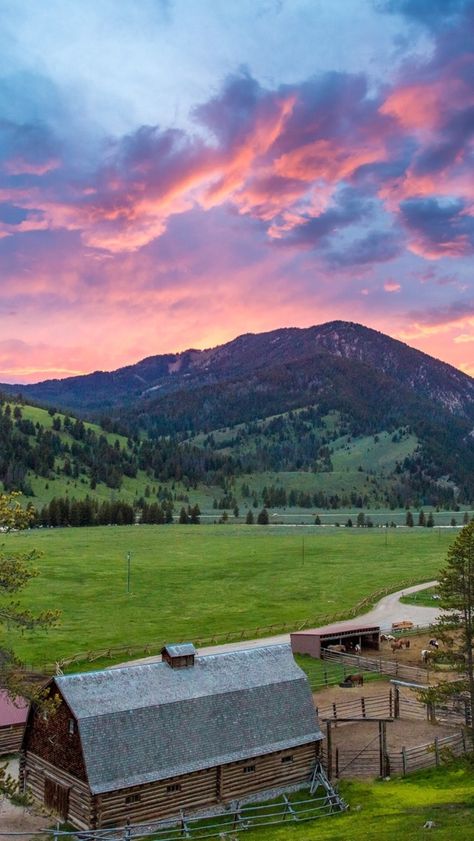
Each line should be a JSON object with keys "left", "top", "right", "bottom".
{"left": 126, "top": 551, "right": 131, "bottom": 594}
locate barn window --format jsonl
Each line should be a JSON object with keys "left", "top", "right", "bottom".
{"left": 68, "top": 719, "right": 76, "bottom": 735}
{"left": 243, "top": 765, "right": 256, "bottom": 774}
{"left": 125, "top": 793, "right": 141, "bottom": 803}
{"left": 281, "top": 755, "right": 294, "bottom": 764}
{"left": 166, "top": 783, "right": 182, "bottom": 793}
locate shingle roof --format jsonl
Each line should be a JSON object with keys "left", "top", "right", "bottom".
{"left": 55, "top": 645, "right": 322, "bottom": 794}
{"left": 162, "top": 643, "right": 196, "bottom": 657}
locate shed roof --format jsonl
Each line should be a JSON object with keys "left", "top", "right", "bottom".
{"left": 0, "top": 691, "right": 28, "bottom": 727}
{"left": 291, "top": 621, "right": 380, "bottom": 637}
{"left": 55, "top": 645, "right": 322, "bottom": 794}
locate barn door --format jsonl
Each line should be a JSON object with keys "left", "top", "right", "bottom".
{"left": 44, "top": 777, "right": 70, "bottom": 820}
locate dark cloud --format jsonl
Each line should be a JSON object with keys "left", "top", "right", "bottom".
{"left": 380, "top": 0, "right": 473, "bottom": 31}
{"left": 413, "top": 106, "right": 474, "bottom": 175}
{"left": 400, "top": 197, "right": 474, "bottom": 255}
{"left": 407, "top": 299, "right": 474, "bottom": 326}
{"left": 277, "top": 188, "right": 373, "bottom": 248}
{"left": 327, "top": 230, "right": 402, "bottom": 267}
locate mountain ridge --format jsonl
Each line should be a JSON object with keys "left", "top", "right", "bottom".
{"left": 1, "top": 321, "right": 473, "bottom": 419}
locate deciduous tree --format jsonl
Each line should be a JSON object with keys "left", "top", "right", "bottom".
{"left": 0, "top": 492, "right": 59, "bottom": 698}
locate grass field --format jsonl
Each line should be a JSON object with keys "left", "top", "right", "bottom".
{"left": 238, "top": 761, "right": 474, "bottom": 841}
{"left": 1, "top": 525, "right": 455, "bottom": 668}
{"left": 400, "top": 586, "right": 440, "bottom": 607}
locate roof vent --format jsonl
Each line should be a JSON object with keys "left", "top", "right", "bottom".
{"left": 161, "top": 643, "right": 196, "bottom": 669}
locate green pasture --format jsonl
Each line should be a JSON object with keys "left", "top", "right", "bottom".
{"left": 1, "top": 525, "right": 454, "bottom": 668}
{"left": 400, "top": 586, "right": 440, "bottom": 607}
{"left": 240, "top": 762, "right": 474, "bottom": 841}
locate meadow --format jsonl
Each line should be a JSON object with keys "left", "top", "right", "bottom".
{"left": 236, "top": 762, "right": 474, "bottom": 841}
{"left": 1, "top": 525, "right": 454, "bottom": 668}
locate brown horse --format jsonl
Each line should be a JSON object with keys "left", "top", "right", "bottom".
{"left": 346, "top": 673, "right": 364, "bottom": 686}
{"left": 391, "top": 640, "right": 403, "bottom": 652}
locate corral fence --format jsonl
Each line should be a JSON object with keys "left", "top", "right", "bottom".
{"left": 321, "top": 649, "right": 432, "bottom": 684}
{"left": 316, "top": 689, "right": 471, "bottom": 728}
{"left": 323, "top": 730, "right": 472, "bottom": 780}
{"left": 34, "top": 577, "right": 433, "bottom": 673}
{"left": 0, "top": 789, "right": 348, "bottom": 841}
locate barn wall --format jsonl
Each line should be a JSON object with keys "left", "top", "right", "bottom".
{"left": 0, "top": 723, "right": 24, "bottom": 755}
{"left": 290, "top": 633, "right": 321, "bottom": 658}
{"left": 23, "top": 752, "right": 93, "bottom": 829}
{"left": 25, "top": 693, "right": 86, "bottom": 781}
{"left": 220, "top": 741, "right": 319, "bottom": 800}
{"left": 96, "top": 767, "right": 218, "bottom": 827}
{"left": 95, "top": 741, "right": 320, "bottom": 829}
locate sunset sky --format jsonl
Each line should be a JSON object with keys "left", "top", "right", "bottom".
{"left": 0, "top": 0, "right": 473, "bottom": 383}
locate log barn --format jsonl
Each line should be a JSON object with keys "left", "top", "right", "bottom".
{"left": 21, "top": 644, "right": 323, "bottom": 829}
{"left": 0, "top": 690, "right": 28, "bottom": 755}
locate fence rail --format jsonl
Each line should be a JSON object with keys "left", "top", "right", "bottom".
{"left": 0, "top": 789, "right": 347, "bottom": 840}
{"left": 316, "top": 692, "right": 394, "bottom": 721}
{"left": 330, "top": 730, "right": 472, "bottom": 779}
{"left": 321, "top": 649, "right": 432, "bottom": 684}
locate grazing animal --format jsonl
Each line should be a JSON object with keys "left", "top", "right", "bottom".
{"left": 327, "top": 644, "right": 346, "bottom": 653}
{"left": 429, "top": 638, "right": 439, "bottom": 649}
{"left": 421, "top": 649, "right": 431, "bottom": 663}
{"left": 400, "top": 638, "right": 411, "bottom": 649}
{"left": 391, "top": 640, "right": 403, "bottom": 652}
{"left": 354, "top": 643, "right": 361, "bottom": 654}
{"left": 346, "top": 673, "right": 364, "bottom": 686}
{"left": 381, "top": 634, "right": 395, "bottom": 642}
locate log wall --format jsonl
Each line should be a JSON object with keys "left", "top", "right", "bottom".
{"left": 0, "top": 723, "right": 24, "bottom": 755}
{"left": 25, "top": 693, "right": 86, "bottom": 781}
{"left": 94, "top": 741, "right": 320, "bottom": 829}
{"left": 23, "top": 752, "right": 93, "bottom": 829}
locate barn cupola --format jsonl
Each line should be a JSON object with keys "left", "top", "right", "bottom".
{"left": 161, "top": 643, "right": 196, "bottom": 669}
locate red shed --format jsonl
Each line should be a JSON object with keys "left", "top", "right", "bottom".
{"left": 291, "top": 621, "right": 380, "bottom": 659}
{"left": 0, "top": 691, "right": 28, "bottom": 755}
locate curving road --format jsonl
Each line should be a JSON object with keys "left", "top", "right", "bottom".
{"left": 119, "top": 580, "right": 441, "bottom": 667}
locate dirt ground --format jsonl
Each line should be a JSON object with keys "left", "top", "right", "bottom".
{"left": 0, "top": 757, "right": 50, "bottom": 840}
{"left": 313, "top": 679, "right": 460, "bottom": 763}
{"left": 373, "top": 632, "right": 445, "bottom": 668}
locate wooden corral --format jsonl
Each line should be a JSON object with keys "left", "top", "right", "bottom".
{"left": 21, "top": 644, "right": 323, "bottom": 829}
{"left": 0, "top": 691, "right": 28, "bottom": 755}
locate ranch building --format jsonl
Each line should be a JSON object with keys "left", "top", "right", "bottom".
{"left": 291, "top": 621, "right": 380, "bottom": 659}
{"left": 20, "top": 644, "right": 323, "bottom": 829}
{"left": 0, "top": 690, "right": 28, "bottom": 755}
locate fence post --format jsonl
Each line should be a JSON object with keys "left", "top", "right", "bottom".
{"left": 461, "top": 729, "right": 467, "bottom": 753}
{"left": 434, "top": 737, "right": 439, "bottom": 767}
{"left": 326, "top": 721, "right": 333, "bottom": 779}
{"left": 335, "top": 747, "right": 339, "bottom": 778}
{"left": 402, "top": 746, "right": 407, "bottom": 776}
{"left": 361, "top": 697, "right": 366, "bottom": 719}
{"left": 389, "top": 688, "right": 393, "bottom": 718}
{"left": 332, "top": 702, "right": 337, "bottom": 721}
{"left": 394, "top": 686, "right": 400, "bottom": 719}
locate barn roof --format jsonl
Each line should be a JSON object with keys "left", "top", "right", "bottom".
{"left": 55, "top": 644, "right": 322, "bottom": 794}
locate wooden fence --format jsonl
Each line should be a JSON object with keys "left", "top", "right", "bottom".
{"left": 321, "top": 649, "right": 432, "bottom": 684}
{"left": 316, "top": 689, "right": 471, "bottom": 728}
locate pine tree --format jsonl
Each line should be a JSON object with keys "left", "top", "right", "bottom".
{"left": 406, "top": 511, "right": 414, "bottom": 527}
{"left": 246, "top": 509, "right": 254, "bottom": 524}
{"left": 420, "top": 521, "right": 474, "bottom": 739}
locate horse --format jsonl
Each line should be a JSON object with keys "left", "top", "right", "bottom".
{"left": 354, "top": 643, "right": 361, "bottom": 654}
{"left": 400, "top": 638, "right": 411, "bottom": 649}
{"left": 420, "top": 649, "right": 431, "bottom": 663}
{"left": 381, "top": 634, "right": 395, "bottom": 642}
{"left": 346, "top": 673, "right": 364, "bottom": 686}
{"left": 326, "top": 644, "right": 346, "bottom": 653}
{"left": 391, "top": 640, "right": 403, "bottom": 652}
{"left": 429, "top": 638, "right": 439, "bottom": 648}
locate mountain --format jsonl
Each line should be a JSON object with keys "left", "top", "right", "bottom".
{"left": 2, "top": 321, "right": 474, "bottom": 504}
{"left": 2, "top": 321, "right": 474, "bottom": 418}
